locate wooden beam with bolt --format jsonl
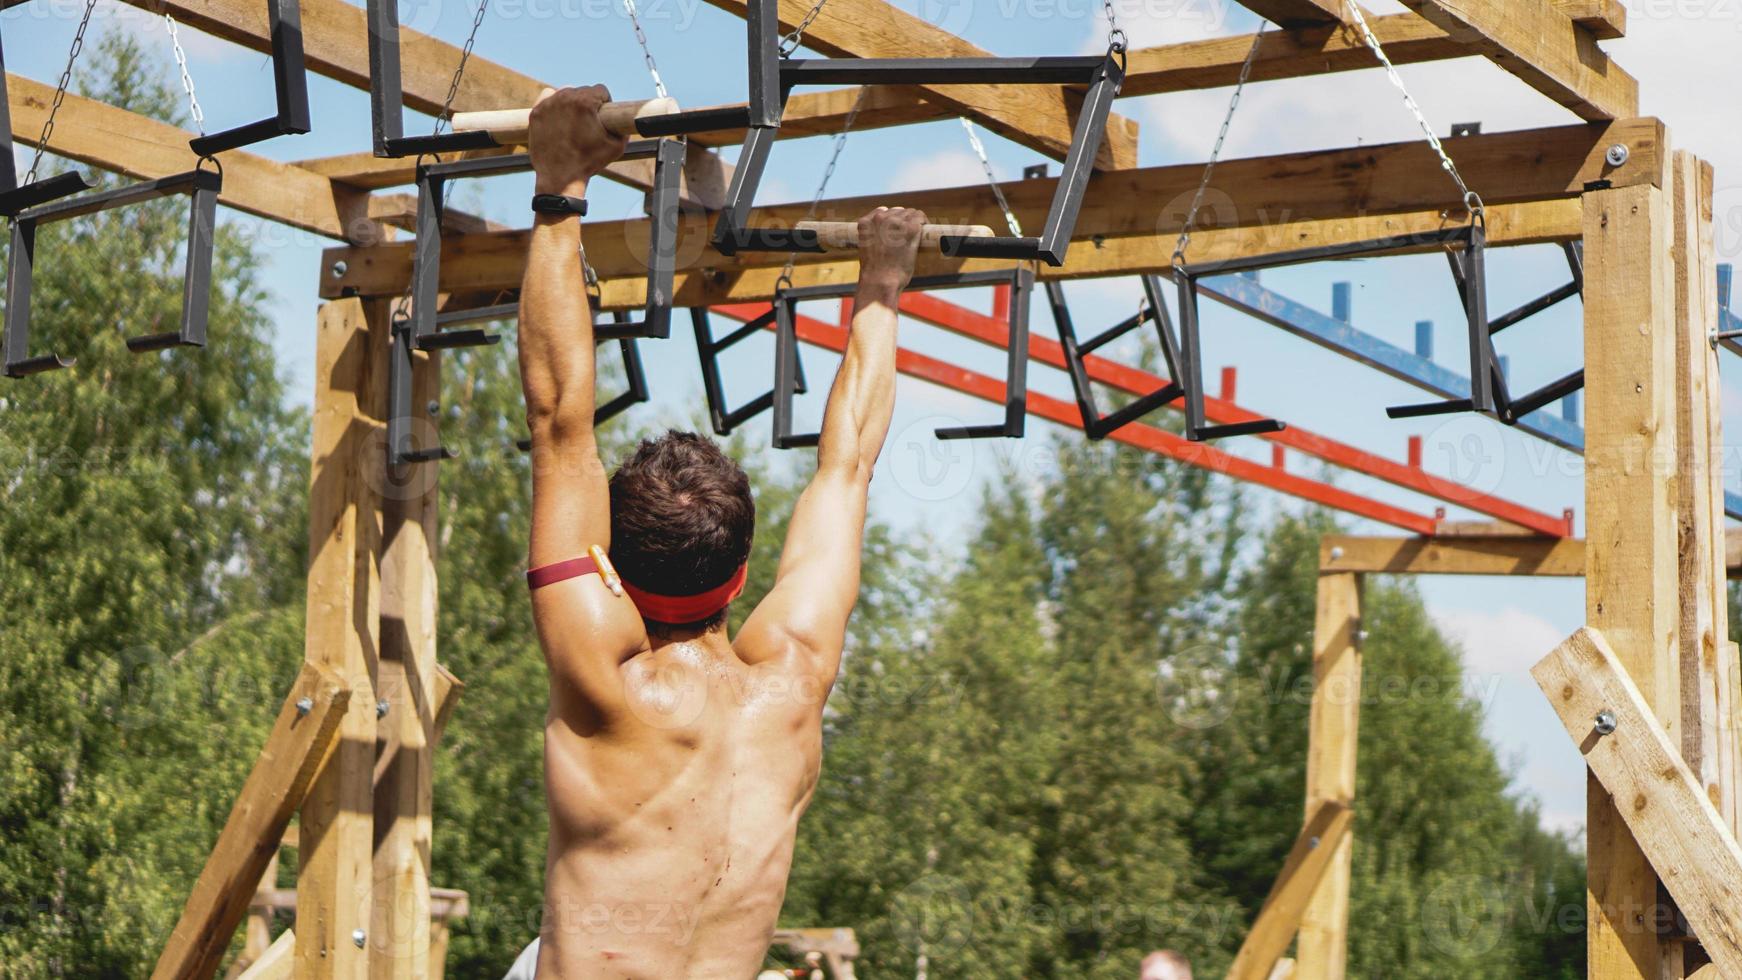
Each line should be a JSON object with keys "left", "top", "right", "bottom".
{"left": 1533, "top": 628, "right": 1742, "bottom": 978}
{"left": 1296, "top": 572, "right": 1363, "bottom": 975}
{"left": 150, "top": 665, "right": 351, "bottom": 980}
{"left": 1228, "top": 801, "right": 1356, "bottom": 979}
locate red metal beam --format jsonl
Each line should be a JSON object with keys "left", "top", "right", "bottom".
{"left": 892, "top": 291, "right": 1575, "bottom": 537}
{"left": 713, "top": 303, "right": 1440, "bottom": 536}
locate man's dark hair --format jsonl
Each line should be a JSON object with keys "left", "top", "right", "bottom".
{"left": 608, "top": 431, "right": 755, "bottom": 633}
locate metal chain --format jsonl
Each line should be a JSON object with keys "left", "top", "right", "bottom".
{"left": 779, "top": 0, "right": 834, "bottom": 57}
{"left": 1344, "top": 0, "right": 1482, "bottom": 219}
{"left": 1172, "top": 22, "right": 1265, "bottom": 269}
{"left": 622, "top": 0, "right": 669, "bottom": 98}
{"left": 26, "top": 0, "right": 98, "bottom": 186}
{"left": 432, "top": 0, "right": 491, "bottom": 136}
{"left": 163, "top": 14, "right": 206, "bottom": 135}
{"left": 778, "top": 86, "right": 868, "bottom": 287}
{"left": 959, "top": 119, "right": 1021, "bottom": 238}
{"left": 1101, "top": 0, "right": 1126, "bottom": 52}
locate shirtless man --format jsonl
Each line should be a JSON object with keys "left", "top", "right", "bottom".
{"left": 516, "top": 85, "right": 924, "bottom": 978}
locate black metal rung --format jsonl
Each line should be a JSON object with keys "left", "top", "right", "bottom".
{"left": 4, "top": 353, "right": 73, "bottom": 377}
{"left": 0, "top": 172, "right": 92, "bottom": 217}
{"left": 1505, "top": 369, "right": 1585, "bottom": 420}
{"left": 1490, "top": 279, "right": 1580, "bottom": 335}
{"left": 188, "top": 116, "right": 309, "bottom": 158}
{"left": 1386, "top": 398, "right": 1476, "bottom": 420}
{"left": 399, "top": 446, "right": 457, "bottom": 464}
{"left": 1080, "top": 309, "right": 1149, "bottom": 356}
{"left": 1088, "top": 383, "right": 1182, "bottom": 440}
{"left": 382, "top": 131, "right": 501, "bottom": 158}
{"left": 780, "top": 56, "right": 1108, "bottom": 86}
{"left": 418, "top": 328, "right": 500, "bottom": 350}
{"left": 936, "top": 424, "right": 1009, "bottom": 441}
{"left": 776, "top": 432, "right": 821, "bottom": 449}
{"left": 714, "top": 313, "right": 775, "bottom": 350}
{"left": 125, "top": 332, "right": 195, "bottom": 353}
{"left": 1190, "top": 419, "right": 1286, "bottom": 442}
{"left": 596, "top": 319, "right": 652, "bottom": 341}
{"left": 635, "top": 105, "right": 753, "bottom": 137}
{"left": 436, "top": 303, "right": 519, "bottom": 328}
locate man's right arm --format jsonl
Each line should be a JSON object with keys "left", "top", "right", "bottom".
{"left": 739, "top": 208, "right": 925, "bottom": 683}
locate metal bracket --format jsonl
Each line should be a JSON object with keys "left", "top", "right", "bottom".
{"left": 385, "top": 141, "right": 679, "bottom": 464}
{"left": 3, "top": 169, "right": 221, "bottom": 377}
{"left": 771, "top": 268, "right": 1033, "bottom": 449}
{"left": 709, "top": 0, "right": 1123, "bottom": 266}
{"left": 185, "top": 0, "right": 311, "bottom": 156}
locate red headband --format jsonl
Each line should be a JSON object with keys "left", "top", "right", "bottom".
{"left": 620, "top": 563, "right": 748, "bottom": 624}
{"left": 527, "top": 554, "right": 749, "bottom": 624}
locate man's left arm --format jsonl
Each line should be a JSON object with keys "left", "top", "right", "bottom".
{"left": 518, "top": 86, "right": 646, "bottom": 708}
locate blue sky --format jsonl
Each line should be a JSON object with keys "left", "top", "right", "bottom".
{"left": 5, "top": 0, "right": 1740, "bottom": 833}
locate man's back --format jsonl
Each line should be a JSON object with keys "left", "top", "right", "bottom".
{"left": 540, "top": 639, "right": 826, "bottom": 978}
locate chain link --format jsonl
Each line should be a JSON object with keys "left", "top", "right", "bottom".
{"left": 959, "top": 119, "right": 1021, "bottom": 238}
{"left": 432, "top": 0, "right": 491, "bottom": 137}
{"left": 1172, "top": 22, "right": 1264, "bottom": 269}
{"left": 778, "top": 86, "right": 868, "bottom": 288}
{"left": 1344, "top": 1, "right": 1482, "bottom": 218}
{"left": 26, "top": 0, "right": 98, "bottom": 186}
{"left": 779, "top": 0, "right": 834, "bottom": 57}
{"left": 622, "top": 0, "right": 670, "bottom": 98}
{"left": 1101, "top": 0, "right": 1126, "bottom": 51}
{"left": 163, "top": 15, "right": 206, "bottom": 135}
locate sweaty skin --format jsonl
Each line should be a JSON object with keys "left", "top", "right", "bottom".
{"left": 517, "top": 85, "right": 924, "bottom": 978}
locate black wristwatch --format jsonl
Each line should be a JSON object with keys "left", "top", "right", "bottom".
{"left": 531, "top": 194, "right": 588, "bottom": 217}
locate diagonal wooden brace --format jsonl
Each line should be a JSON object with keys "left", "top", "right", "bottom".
{"left": 1532, "top": 627, "right": 1742, "bottom": 976}
{"left": 1225, "top": 800, "right": 1355, "bottom": 980}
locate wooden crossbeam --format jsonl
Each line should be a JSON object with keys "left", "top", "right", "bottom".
{"left": 1226, "top": 801, "right": 1355, "bottom": 979}
{"left": 1396, "top": 0, "right": 1638, "bottom": 120}
{"left": 150, "top": 664, "right": 351, "bottom": 980}
{"left": 1236, "top": 0, "right": 1349, "bottom": 28}
{"left": 110, "top": 0, "right": 729, "bottom": 205}
{"left": 699, "top": 0, "right": 1139, "bottom": 170}
{"left": 1319, "top": 535, "right": 1585, "bottom": 576}
{"left": 5, "top": 74, "right": 376, "bottom": 242}
{"left": 322, "top": 197, "right": 1578, "bottom": 304}
{"left": 1532, "top": 628, "right": 1742, "bottom": 978}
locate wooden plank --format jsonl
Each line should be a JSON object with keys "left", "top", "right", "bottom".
{"left": 1581, "top": 172, "right": 1679, "bottom": 980}
{"left": 1267, "top": 960, "right": 1297, "bottom": 980}
{"left": 1235, "top": 0, "right": 1348, "bottom": 28}
{"left": 1672, "top": 150, "right": 1740, "bottom": 837}
{"left": 322, "top": 194, "right": 1581, "bottom": 303}
{"left": 1319, "top": 535, "right": 1585, "bottom": 576}
{"left": 1396, "top": 0, "right": 1637, "bottom": 120}
{"left": 1296, "top": 573, "right": 1362, "bottom": 978}
{"left": 698, "top": 0, "right": 1139, "bottom": 170}
{"left": 235, "top": 929, "right": 295, "bottom": 980}
{"left": 1532, "top": 628, "right": 1742, "bottom": 977}
{"left": 1229, "top": 802, "right": 1355, "bottom": 980}
{"left": 371, "top": 341, "right": 443, "bottom": 978}
{"left": 432, "top": 665, "right": 464, "bottom": 745}
{"left": 6, "top": 74, "right": 375, "bottom": 242}
{"left": 297, "top": 298, "right": 389, "bottom": 979}
{"left": 1555, "top": 0, "right": 1627, "bottom": 39}
{"left": 150, "top": 665, "right": 350, "bottom": 980}
{"left": 1432, "top": 518, "right": 1547, "bottom": 537}
{"left": 113, "top": 0, "right": 728, "bottom": 205}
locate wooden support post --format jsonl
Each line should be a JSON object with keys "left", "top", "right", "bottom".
{"left": 150, "top": 665, "right": 350, "bottom": 980}
{"left": 298, "top": 298, "right": 391, "bottom": 978}
{"left": 1581, "top": 159, "right": 1680, "bottom": 979}
{"left": 1296, "top": 570, "right": 1362, "bottom": 979}
{"left": 1533, "top": 628, "right": 1742, "bottom": 977}
{"left": 1227, "top": 802, "right": 1355, "bottom": 980}
{"left": 371, "top": 341, "right": 443, "bottom": 978}
{"left": 1671, "top": 149, "right": 1741, "bottom": 841}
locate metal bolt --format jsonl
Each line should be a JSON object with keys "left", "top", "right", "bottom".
{"left": 1605, "top": 144, "right": 1630, "bottom": 167}
{"left": 426, "top": 400, "right": 441, "bottom": 416}
{"left": 295, "top": 696, "right": 313, "bottom": 717}
{"left": 376, "top": 699, "right": 390, "bottom": 719}
{"left": 330, "top": 260, "right": 348, "bottom": 278}
{"left": 1308, "top": 835, "right": 1321, "bottom": 849}
{"left": 1594, "top": 709, "right": 1618, "bottom": 736}
{"left": 1330, "top": 546, "right": 1345, "bottom": 561}
{"left": 351, "top": 928, "right": 367, "bottom": 949}
{"left": 1356, "top": 629, "right": 1370, "bottom": 644}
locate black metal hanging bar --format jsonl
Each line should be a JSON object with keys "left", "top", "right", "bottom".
{"left": 770, "top": 268, "right": 1034, "bottom": 449}
{"left": 1046, "top": 275, "right": 1188, "bottom": 440}
{"left": 385, "top": 140, "right": 680, "bottom": 464}
{"left": 709, "top": 0, "right": 1123, "bottom": 266}
{"left": 184, "top": 0, "right": 311, "bottom": 156}
{"left": 3, "top": 169, "right": 221, "bottom": 377}
{"left": 692, "top": 306, "right": 809, "bottom": 437}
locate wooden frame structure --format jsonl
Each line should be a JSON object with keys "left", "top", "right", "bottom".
{"left": 4, "top": 0, "right": 1733, "bottom": 976}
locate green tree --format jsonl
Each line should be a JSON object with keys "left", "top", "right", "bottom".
{"left": 0, "top": 32, "right": 307, "bottom": 977}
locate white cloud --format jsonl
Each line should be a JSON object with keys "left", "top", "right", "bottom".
{"left": 886, "top": 148, "right": 988, "bottom": 195}
{"left": 1434, "top": 606, "right": 1565, "bottom": 677}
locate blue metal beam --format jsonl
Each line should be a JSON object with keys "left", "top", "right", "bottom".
{"left": 1193, "top": 273, "right": 1742, "bottom": 522}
